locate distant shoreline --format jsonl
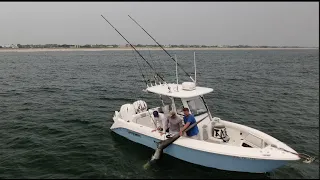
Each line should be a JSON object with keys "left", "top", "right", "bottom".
{"left": 0, "top": 47, "right": 317, "bottom": 52}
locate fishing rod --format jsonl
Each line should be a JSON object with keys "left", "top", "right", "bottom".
{"left": 128, "top": 15, "right": 195, "bottom": 83}
{"left": 128, "top": 15, "right": 218, "bottom": 122}
{"left": 100, "top": 15, "right": 165, "bottom": 83}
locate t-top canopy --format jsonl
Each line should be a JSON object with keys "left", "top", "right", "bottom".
{"left": 146, "top": 83, "right": 213, "bottom": 98}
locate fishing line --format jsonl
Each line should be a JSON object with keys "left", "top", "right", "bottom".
{"left": 131, "top": 49, "right": 148, "bottom": 87}
{"left": 128, "top": 15, "right": 195, "bottom": 82}
{"left": 101, "top": 15, "right": 166, "bottom": 83}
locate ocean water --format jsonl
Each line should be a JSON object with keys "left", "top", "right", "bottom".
{"left": 0, "top": 49, "right": 318, "bottom": 179}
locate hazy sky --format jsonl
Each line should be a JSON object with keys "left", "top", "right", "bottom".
{"left": 0, "top": 2, "right": 318, "bottom": 47}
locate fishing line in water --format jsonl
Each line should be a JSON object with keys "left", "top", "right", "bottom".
{"left": 132, "top": 47, "right": 153, "bottom": 85}
{"left": 142, "top": 49, "right": 160, "bottom": 85}
{"left": 148, "top": 50, "right": 165, "bottom": 79}
{"left": 131, "top": 49, "right": 148, "bottom": 87}
{"left": 145, "top": 48, "right": 159, "bottom": 85}
{"left": 147, "top": 48, "right": 163, "bottom": 84}
{"left": 147, "top": 48, "right": 167, "bottom": 85}
{"left": 149, "top": 46, "right": 171, "bottom": 83}
{"left": 147, "top": 49, "right": 157, "bottom": 73}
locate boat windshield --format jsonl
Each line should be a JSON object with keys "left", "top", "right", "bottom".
{"left": 186, "top": 97, "right": 207, "bottom": 116}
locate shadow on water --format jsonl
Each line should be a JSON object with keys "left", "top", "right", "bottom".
{"left": 110, "top": 132, "right": 271, "bottom": 179}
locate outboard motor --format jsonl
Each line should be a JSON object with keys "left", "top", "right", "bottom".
{"left": 133, "top": 100, "right": 148, "bottom": 113}
{"left": 119, "top": 104, "right": 136, "bottom": 122}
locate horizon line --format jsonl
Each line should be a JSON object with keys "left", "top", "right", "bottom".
{"left": 0, "top": 43, "right": 318, "bottom": 48}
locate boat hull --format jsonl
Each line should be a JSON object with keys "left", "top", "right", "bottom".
{"left": 111, "top": 127, "right": 288, "bottom": 173}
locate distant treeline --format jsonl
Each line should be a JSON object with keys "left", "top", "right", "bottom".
{"left": 135, "top": 44, "right": 305, "bottom": 48}
{"left": 0, "top": 44, "right": 119, "bottom": 48}
{"left": 0, "top": 44, "right": 311, "bottom": 49}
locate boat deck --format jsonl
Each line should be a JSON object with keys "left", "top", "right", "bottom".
{"left": 131, "top": 110, "right": 252, "bottom": 148}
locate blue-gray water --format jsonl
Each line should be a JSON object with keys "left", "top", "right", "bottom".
{"left": 0, "top": 49, "right": 318, "bottom": 179}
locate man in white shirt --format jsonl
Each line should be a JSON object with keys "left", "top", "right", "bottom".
{"left": 151, "top": 111, "right": 168, "bottom": 135}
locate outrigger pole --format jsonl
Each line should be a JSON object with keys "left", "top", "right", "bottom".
{"left": 128, "top": 15, "right": 195, "bottom": 83}
{"left": 100, "top": 15, "right": 165, "bottom": 84}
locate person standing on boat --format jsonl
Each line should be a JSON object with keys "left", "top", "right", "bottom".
{"left": 151, "top": 111, "right": 167, "bottom": 135}
{"left": 167, "top": 111, "right": 183, "bottom": 135}
{"left": 180, "top": 107, "right": 199, "bottom": 140}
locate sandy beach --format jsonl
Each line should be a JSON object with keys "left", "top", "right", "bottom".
{"left": 0, "top": 47, "right": 317, "bottom": 52}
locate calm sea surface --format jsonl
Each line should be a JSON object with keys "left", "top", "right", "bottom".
{"left": 0, "top": 49, "right": 318, "bottom": 179}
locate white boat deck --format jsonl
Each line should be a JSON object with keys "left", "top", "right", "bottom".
{"left": 131, "top": 110, "right": 256, "bottom": 148}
